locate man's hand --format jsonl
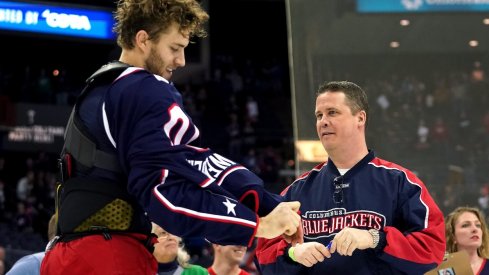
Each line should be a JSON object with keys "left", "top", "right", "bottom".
{"left": 292, "top": 242, "right": 331, "bottom": 267}
{"left": 329, "top": 227, "right": 374, "bottom": 256}
{"left": 256, "top": 201, "right": 301, "bottom": 239}
{"left": 283, "top": 221, "right": 303, "bottom": 246}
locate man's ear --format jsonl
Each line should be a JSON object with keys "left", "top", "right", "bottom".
{"left": 358, "top": 111, "right": 367, "bottom": 125}
{"left": 135, "top": 30, "right": 149, "bottom": 52}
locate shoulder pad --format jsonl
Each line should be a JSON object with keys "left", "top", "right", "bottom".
{"left": 86, "top": 61, "right": 132, "bottom": 84}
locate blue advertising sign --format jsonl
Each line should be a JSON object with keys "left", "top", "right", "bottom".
{"left": 357, "top": 0, "right": 489, "bottom": 13}
{"left": 0, "top": 0, "right": 115, "bottom": 40}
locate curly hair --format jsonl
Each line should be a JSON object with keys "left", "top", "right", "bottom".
{"left": 445, "top": 206, "right": 489, "bottom": 258}
{"left": 113, "top": 0, "right": 209, "bottom": 49}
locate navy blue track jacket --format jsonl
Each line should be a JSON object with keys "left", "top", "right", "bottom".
{"left": 256, "top": 150, "right": 445, "bottom": 274}
{"left": 77, "top": 65, "right": 282, "bottom": 247}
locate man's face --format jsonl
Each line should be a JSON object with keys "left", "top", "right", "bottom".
{"left": 145, "top": 23, "right": 189, "bottom": 80}
{"left": 315, "top": 91, "right": 362, "bottom": 152}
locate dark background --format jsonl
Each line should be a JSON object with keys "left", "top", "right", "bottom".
{"left": 1, "top": 0, "right": 289, "bottom": 85}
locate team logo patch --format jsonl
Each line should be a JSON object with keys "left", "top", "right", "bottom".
{"left": 301, "top": 208, "right": 386, "bottom": 239}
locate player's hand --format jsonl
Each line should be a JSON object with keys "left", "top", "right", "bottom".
{"left": 283, "top": 221, "right": 303, "bottom": 246}
{"left": 329, "top": 227, "right": 373, "bottom": 256}
{"left": 256, "top": 201, "right": 301, "bottom": 239}
{"left": 292, "top": 242, "right": 331, "bottom": 267}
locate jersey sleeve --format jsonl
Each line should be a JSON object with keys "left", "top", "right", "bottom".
{"left": 378, "top": 168, "right": 445, "bottom": 274}
{"left": 200, "top": 151, "right": 283, "bottom": 217}
{"left": 105, "top": 73, "right": 274, "bottom": 246}
{"left": 255, "top": 184, "right": 304, "bottom": 275}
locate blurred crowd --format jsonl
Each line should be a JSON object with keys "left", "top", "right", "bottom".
{"left": 361, "top": 65, "right": 489, "bottom": 216}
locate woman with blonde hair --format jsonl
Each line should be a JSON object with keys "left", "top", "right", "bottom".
{"left": 446, "top": 206, "right": 489, "bottom": 274}
{"left": 152, "top": 223, "right": 208, "bottom": 275}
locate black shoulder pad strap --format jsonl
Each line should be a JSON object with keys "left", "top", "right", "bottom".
{"left": 74, "top": 61, "right": 132, "bottom": 105}
{"left": 86, "top": 61, "right": 132, "bottom": 84}
{"left": 64, "top": 109, "right": 122, "bottom": 173}
{"left": 62, "top": 61, "right": 132, "bottom": 173}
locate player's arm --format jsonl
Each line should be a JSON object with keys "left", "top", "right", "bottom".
{"left": 108, "top": 76, "right": 299, "bottom": 245}
{"left": 255, "top": 184, "right": 307, "bottom": 275}
{"left": 182, "top": 145, "right": 284, "bottom": 217}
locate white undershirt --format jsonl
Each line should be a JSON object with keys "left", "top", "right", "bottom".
{"left": 338, "top": 168, "right": 349, "bottom": 176}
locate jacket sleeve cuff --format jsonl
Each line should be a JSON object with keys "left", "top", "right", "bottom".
{"left": 284, "top": 244, "right": 300, "bottom": 265}
{"left": 374, "top": 230, "right": 387, "bottom": 253}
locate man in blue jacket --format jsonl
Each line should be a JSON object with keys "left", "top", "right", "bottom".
{"left": 256, "top": 81, "right": 445, "bottom": 274}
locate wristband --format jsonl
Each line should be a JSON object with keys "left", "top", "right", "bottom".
{"left": 288, "top": 246, "right": 297, "bottom": 262}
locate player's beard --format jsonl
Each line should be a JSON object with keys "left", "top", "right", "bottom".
{"left": 145, "top": 45, "right": 169, "bottom": 80}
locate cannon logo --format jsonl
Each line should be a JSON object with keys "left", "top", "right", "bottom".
{"left": 41, "top": 9, "right": 91, "bottom": 30}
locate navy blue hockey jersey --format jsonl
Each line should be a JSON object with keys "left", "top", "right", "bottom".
{"left": 77, "top": 66, "right": 282, "bottom": 247}
{"left": 256, "top": 151, "right": 445, "bottom": 274}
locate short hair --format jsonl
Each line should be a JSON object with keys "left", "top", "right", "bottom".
{"left": 316, "top": 80, "right": 369, "bottom": 122}
{"left": 114, "top": 0, "right": 209, "bottom": 49}
{"left": 445, "top": 206, "right": 489, "bottom": 258}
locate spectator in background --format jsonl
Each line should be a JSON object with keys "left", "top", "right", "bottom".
{"left": 449, "top": 74, "right": 469, "bottom": 117}
{"left": 256, "top": 80, "right": 445, "bottom": 274}
{"left": 471, "top": 61, "right": 485, "bottom": 83}
{"left": 6, "top": 214, "right": 56, "bottom": 275}
{"left": 375, "top": 92, "right": 389, "bottom": 117}
{"left": 16, "top": 170, "right": 34, "bottom": 202}
{"left": 207, "top": 243, "right": 250, "bottom": 275}
{"left": 478, "top": 184, "right": 489, "bottom": 217}
{"left": 416, "top": 119, "right": 430, "bottom": 150}
{"left": 14, "top": 201, "right": 33, "bottom": 233}
{"left": 445, "top": 206, "right": 489, "bottom": 275}
{"left": 152, "top": 223, "right": 208, "bottom": 275}
{"left": 245, "top": 96, "right": 259, "bottom": 125}
{"left": 227, "top": 69, "right": 244, "bottom": 94}
{"left": 432, "top": 77, "right": 450, "bottom": 114}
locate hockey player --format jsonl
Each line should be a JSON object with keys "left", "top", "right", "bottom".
{"left": 41, "top": 1, "right": 301, "bottom": 274}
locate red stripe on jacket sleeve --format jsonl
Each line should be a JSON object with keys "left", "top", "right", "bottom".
{"left": 372, "top": 158, "right": 446, "bottom": 265}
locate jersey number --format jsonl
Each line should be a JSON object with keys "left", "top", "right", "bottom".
{"left": 164, "top": 104, "right": 191, "bottom": 146}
